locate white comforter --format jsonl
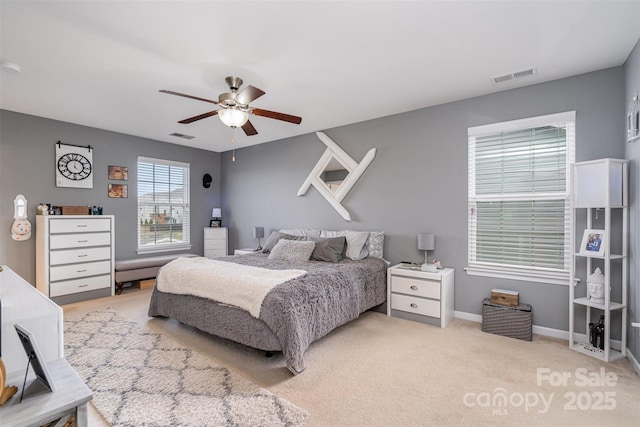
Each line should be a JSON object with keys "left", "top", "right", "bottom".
{"left": 156, "top": 256, "right": 307, "bottom": 317}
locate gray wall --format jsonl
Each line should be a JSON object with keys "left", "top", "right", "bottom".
{"left": 221, "top": 67, "right": 627, "bottom": 332}
{"left": 0, "top": 110, "right": 221, "bottom": 282}
{"left": 624, "top": 39, "right": 640, "bottom": 362}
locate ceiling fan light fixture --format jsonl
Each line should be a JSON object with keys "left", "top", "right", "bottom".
{"left": 218, "top": 108, "right": 249, "bottom": 128}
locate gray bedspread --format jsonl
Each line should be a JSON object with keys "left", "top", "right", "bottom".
{"left": 148, "top": 253, "right": 387, "bottom": 374}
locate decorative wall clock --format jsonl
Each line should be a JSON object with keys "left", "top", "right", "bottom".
{"left": 55, "top": 141, "right": 93, "bottom": 188}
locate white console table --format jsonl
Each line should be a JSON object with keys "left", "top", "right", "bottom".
{"left": 0, "top": 265, "right": 64, "bottom": 376}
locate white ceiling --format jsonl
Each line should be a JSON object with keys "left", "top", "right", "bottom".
{"left": 1, "top": 1, "right": 639, "bottom": 153}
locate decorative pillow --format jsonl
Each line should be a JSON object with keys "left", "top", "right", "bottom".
{"left": 279, "top": 228, "right": 322, "bottom": 238}
{"left": 261, "top": 231, "right": 305, "bottom": 253}
{"left": 268, "top": 239, "right": 316, "bottom": 262}
{"left": 306, "top": 236, "right": 347, "bottom": 263}
{"left": 367, "top": 231, "right": 385, "bottom": 259}
{"left": 320, "top": 230, "right": 370, "bottom": 260}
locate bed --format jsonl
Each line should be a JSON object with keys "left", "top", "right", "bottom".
{"left": 148, "top": 229, "right": 387, "bottom": 375}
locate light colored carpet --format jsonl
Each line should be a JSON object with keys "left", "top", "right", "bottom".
{"left": 62, "top": 288, "right": 640, "bottom": 426}
{"left": 64, "top": 310, "right": 308, "bottom": 426}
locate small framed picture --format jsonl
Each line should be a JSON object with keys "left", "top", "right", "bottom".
{"left": 108, "top": 165, "right": 128, "bottom": 181}
{"left": 108, "top": 183, "right": 128, "bottom": 198}
{"left": 210, "top": 219, "right": 221, "bottom": 227}
{"left": 579, "top": 229, "right": 606, "bottom": 257}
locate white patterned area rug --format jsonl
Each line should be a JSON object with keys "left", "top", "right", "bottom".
{"left": 64, "top": 310, "right": 308, "bottom": 427}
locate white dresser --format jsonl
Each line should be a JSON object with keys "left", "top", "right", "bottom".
{"left": 0, "top": 265, "right": 64, "bottom": 376}
{"left": 204, "top": 227, "right": 228, "bottom": 258}
{"left": 387, "top": 264, "right": 454, "bottom": 328}
{"left": 36, "top": 215, "right": 115, "bottom": 304}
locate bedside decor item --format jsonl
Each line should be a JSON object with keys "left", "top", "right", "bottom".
{"left": 108, "top": 183, "right": 127, "bottom": 198}
{"left": 11, "top": 195, "right": 31, "bottom": 241}
{"left": 0, "top": 358, "right": 18, "bottom": 406}
{"left": 587, "top": 267, "right": 606, "bottom": 304}
{"left": 627, "top": 93, "right": 639, "bottom": 143}
{"left": 210, "top": 207, "right": 222, "bottom": 227}
{"left": 579, "top": 229, "right": 606, "bottom": 257}
{"left": 253, "top": 226, "right": 264, "bottom": 251}
{"left": 55, "top": 141, "right": 93, "bottom": 189}
{"left": 108, "top": 165, "right": 128, "bottom": 180}
{"left": 417, "top": 233, "right": 436, "bottom": 272}
{"left": 297, "top": 132, "right": 376, "bottom": 221}
{"left": 202, "top": 173, "right": 212, "bottom": 188}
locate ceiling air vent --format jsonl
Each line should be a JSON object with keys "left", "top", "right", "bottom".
{"left": 170, "top": 132, "right": 195, "bottom": 140}
{"left": 491, "top": 67, "right": 537, "bottom": 85}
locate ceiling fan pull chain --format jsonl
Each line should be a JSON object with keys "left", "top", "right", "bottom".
{"left": 231, "top": 128, "right": 236, "bottom": 162}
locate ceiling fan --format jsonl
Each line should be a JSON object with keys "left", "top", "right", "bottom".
{"left": 160, "top": 76, "right": 302, "bottom": 136}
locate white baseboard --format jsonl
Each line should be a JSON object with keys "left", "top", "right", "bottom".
{"left": 454, "top": 310, "right": 619, "bottom": 345}
{"left": 627, "top": 348, "right": 640, "bottom": 376}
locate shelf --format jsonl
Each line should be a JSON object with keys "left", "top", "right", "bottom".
{"left": 572, "top": 297, "right": 625, "bottom": 311}
{"left": 573, "top": 253, "right": 625, "bottom": 260}
{"left": 570, "top": 341, "right": 626, "bottom": 362}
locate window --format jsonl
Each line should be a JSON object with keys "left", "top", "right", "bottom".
{"left": 137, "top": 156, "right": 191, "bottom": 253}
{"left": 467, "top": 111, "right": 575, "bottom": 285}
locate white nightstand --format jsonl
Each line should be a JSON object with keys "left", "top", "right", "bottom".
{"left": 234, "top": 248, "right": 261, "bottom": 255}
{"left": 387, "top": 264, "right": 454, "bottom": 328}
{"left": 204, "top": 227, "right": 228, "bottom": 258}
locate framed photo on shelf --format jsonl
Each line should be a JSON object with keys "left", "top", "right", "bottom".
{"left": 209, "top": 219, "right": 221, "bottom": 227}
{"left": 579, "top": 229, "right": 606, "bottom": 256}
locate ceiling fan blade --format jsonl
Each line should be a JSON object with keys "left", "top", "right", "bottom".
{"left": 235, "top": 85, "right": 266, "bottom": 105}
{"left": 159, "top": 90, "right": 218, "bottom": 105}
{"left": 178, "top": 110, "right": 219, "bottom": 124}
{"left": 241, "top": 120, "right": 258, "bottom": 136}
{"left": 251, "top": 108, "right": 302, "bottom": 124}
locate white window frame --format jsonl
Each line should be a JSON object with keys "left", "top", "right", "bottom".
{"left": 466, "top": 111, "right": 576, "bottom": 285}
{"left": 137, "top": 156, "right": 191, "bottom": 254}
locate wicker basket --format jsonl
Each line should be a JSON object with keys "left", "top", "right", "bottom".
{"left": 482, "top": 298, "right": 532, "bottom": 341}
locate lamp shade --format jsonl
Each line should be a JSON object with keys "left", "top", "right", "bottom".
{"left": 417, "top": 233, "right": 435, "bottom": 251}
{"left": 218, "top": 109, "right": 249, "bottom": 128}
{"left": 212, "top": 208, "right": 222, "bottom": 218}
{"left": 253, "top": 227, "right": 264, "bottom": 239}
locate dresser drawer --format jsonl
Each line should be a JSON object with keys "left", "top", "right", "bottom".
{"left": 50, "top": 232, "right": 111, "bottom": 249}
{"left": 205, "top": 249, "right": 227, "bottom": 258}
{"left": 391, "top": 275, "right": 440, "bottom": 300}
{"left": 204, "top": 228, "right": 227, "bottom": 239}
{"left": 49, "top": 246, "right": 111, "bottom": 266}
{"left": 49, "top": 218, "right": 111, "bottom": 233}
{"left": 391, "top": 293, "right": 441, "bottom": 318}
{"left": 205, "top": 239, "right": 227, "bottom": 250}
{"left": 50, "top": 260, "right": 111, "bottom": 282}
{"left": 49, "top": 274, "right": 111, "bottom": 297}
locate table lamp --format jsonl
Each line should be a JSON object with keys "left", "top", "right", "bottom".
{"left": 253, "top": 227, "right": 264, "bottom": 251}
{"left": 418, "top": 233, "right": 437, "bottom": 272}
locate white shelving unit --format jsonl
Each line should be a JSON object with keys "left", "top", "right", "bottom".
{"left": 569, "top": 159, "right": 628, "bottom": 362}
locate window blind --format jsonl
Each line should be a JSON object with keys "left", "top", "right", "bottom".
{"left": 137, "top": 156, "right": 191, "bottom": 253}
{"left": 468, "top": 112, "right": 575, "bottom": 284}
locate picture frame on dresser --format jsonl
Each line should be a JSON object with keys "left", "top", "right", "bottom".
{"left": 209, "top": 220, "right": 221, "bottom": 227}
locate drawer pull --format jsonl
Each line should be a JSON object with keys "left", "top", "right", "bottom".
{"left": 77, "top": 254, "right": 88, "bottom": 257}
{"left": 77, "top": 240, "right": 88, "bottom": 243}
{"left": 410, "top": 285, "right": 418, "bottom": 290}
{"left": 78, "top": 284, "right": 89, "bottom": 288}
{"left": 77, "top": 269, "right": 87, "bottom": 273}
{"left": 410, "top": 303, "right": 418, "bottom": 308}
{"left": 77, "top": 225, "right": 88, "bottom": 228}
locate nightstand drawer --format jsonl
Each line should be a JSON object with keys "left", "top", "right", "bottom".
{"left": 205, "top": 239, "right": 227, "bottom": 250}
{"left": 391, "top": 275, "right": 440, "bottom": 300}
{"left": 391, "top": 294, "right": 440, "bottom": 318}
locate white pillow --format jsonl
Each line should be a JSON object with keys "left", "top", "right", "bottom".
{"left": 320, "top": 230, "right": 370, "bottom": 260}
{"left": 268, "top": 239, "right": 316, "bottom": 262}
{"left": 279, "top": 228, "right": 322, "bottom": 238}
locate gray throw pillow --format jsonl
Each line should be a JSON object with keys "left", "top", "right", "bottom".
{"left": 307, "top": 236, "right": 347, "bottom": 263}
{"left": 262, "top": 231, "right": 305, "bottom": 253}
{"left": 268, "top": 239, "right": 316, "bottom": 262}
